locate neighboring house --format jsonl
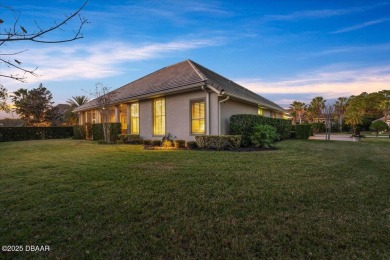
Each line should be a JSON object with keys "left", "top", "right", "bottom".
{"left": 74, "top": 60, "right": 286, "bottom": 141}
{"left": 52, "top": 104, "right": 71, "bottom": 126}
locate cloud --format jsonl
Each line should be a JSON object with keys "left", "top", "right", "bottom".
{"left": 2, "top": 38, "right": 222, "bottom": 86}
{"left": 306, "top": 43, "right": 390, "bottom": 57}
{"left": 235, "top": 65, "right": 390, "bottom": 105}
{"left": 330, "top": 18, "right": 390, "bottom": 34}
{"left": 264, "top": 2, "right": 389, "bottom": 21}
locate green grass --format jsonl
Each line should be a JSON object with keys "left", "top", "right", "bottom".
{"left": 1, "top": 138, "right": 389, "bottom": 258}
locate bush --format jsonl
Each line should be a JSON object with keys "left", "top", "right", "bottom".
{"left": 117, "top": 134, "right": 143, "bottom": 144}
{"left": 73, "top": 125, "right": 85, "bottom": 140}
{"left": 186, "top": 141, "right": 198, "bottom": 150}
{"left": 370, "top": 121, "right": 388, "bottom": 136}
{"left": 0, "top": 127, "right": 73, "bottom": 142}
{"left": 311, "top": 122, "right": 326, "bottom": 133}
{"left": 250, "top": 124, "right": 279, "bottom": 148}
{"left": 195, "top": 135, "right": 242, "bottom": 150}
{"left": 174, "top": 140, "right": 186, "bottom": 148}
{"left": 152, "top": 140, "right": 162, "bottom": 146}
{"left": 162, "top": 140, "right": 173, "bottom": 147}
{"left": 295, "top": 124, "right": 312, "bottom": 139}
{"left": 143, "top": 139, "right": 152, "bottom": 145}
{"left": 92, "top": 123, "right": 121, "bottom": 142}
{"left": 230, "top": 114, "right": 291, "bottom": 147}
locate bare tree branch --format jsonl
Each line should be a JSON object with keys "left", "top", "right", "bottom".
{"left": 0, "top": 1, "right": 89, "bottom": 43}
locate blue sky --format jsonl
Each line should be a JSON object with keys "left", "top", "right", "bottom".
{"left": 1, "top": 0, "right": 390, "bottom": 118}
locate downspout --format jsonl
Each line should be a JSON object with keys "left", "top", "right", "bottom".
{"left": 218, "top": 95, "right": 230, "bottom": 135}
{"left": 201, "top": 85, "right": 210, "bottom": 135}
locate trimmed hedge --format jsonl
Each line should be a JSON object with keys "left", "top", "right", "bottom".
{"left": 295, "top": 124, "right": 312, "bottom": 139}
{"left": 73, "top": 125, "right": 85, "bottom": 140}
{"left": 174, "top": 140, "right": 186, "bottom": 148}
{"left": 195, "top": 135, "right": 242, "bottom": 150}
{"left": 91, "top": 123, "right": 121, "bottom": 141}
{"left": 230, "top": 114, "right": 292, "bottom": 147}
{"left": 186, "top": 141, "right": 198, "bottom": 150}
{"left": 0, "top": 127, "right": 73, "bottom": 142}
{"left": 311, "top": 122, "right": 326, "bottom": 133}
{"left": 152, "top": 140, "right": 162, "bottom": 146}
{"left": 117, "top": 134, "right": 143, "bottom": 144}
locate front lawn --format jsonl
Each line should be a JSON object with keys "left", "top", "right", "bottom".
{"left": 1, "top": 139, "right": 389, "bottom": 258}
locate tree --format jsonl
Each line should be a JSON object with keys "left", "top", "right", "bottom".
{"left": 88, "top": 83, "right": 117, "bottom": 143}
{"left": 65, "top": 96, "right": 89, "bottom": 125}
{"left": 345, "top": 108, "right": 363, "bottom": 135}
{"left": 0, "top": 1, "right": 88, "bottom": 110}
{"left": 322, "top": 105, "right": 334, "bottom": 141}
{"left": 0, "top": 85, "right": 9, "bottom": 112}
{"left": 308, "top": 96, "right": 326, "bottom": 123}
{"left": 369, "top": 121, "right": 388, "bottom": 137}
{"left": 289, "top": 101, "right": 306, "bottom": 124}
{"left": 334, "top": 97, "right": 348, "bottom": 132}
{"left": 379, "top": 98, "right": 390, "bottom": 122}
{"left": 11, "top": 84, "right": 57, "bottom": 126}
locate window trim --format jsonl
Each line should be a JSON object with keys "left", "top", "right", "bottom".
{"left": 153, "top": 97, "right": 166, "bottom": 136}
{"left": 130, "top": 102, "right": 139, "bottom": 134}
{"left": 190, "top": 98, "right": 206, "bottom": 135}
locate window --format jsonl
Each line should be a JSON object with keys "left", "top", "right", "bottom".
{"left": 153, "top": 98, "right": 165, "bottom": 135}
{"left": 130, "top": 103, "right": 139, "bottom": 134}
{"left": 191, "top": 100, "right": 205, "bottom": 134}
{"left": 258, "top": 107, "right": 263, "bottom": 116}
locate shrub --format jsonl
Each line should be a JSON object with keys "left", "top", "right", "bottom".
{"left": 174, "top": 140, "right": 186, "bottom": 148}
{"left": 311, "top": 122, "right": 326, "bottom": 133}
{"left": 73, "top": 125, "right": 85, "bottom": 139}
{"left": 250, "top": 124, "right": 279, "bottom": 148}
{"left": 92, "top": 123, "right": 121, "bottom": 142}
{"left": 230, "top": 114, "right": 291, "bottom": 147}
{"left": 195, "top": 135, "right": 242, "bottom": 150}
{"left": 143, "top": 139, "right": 152, "bottom": 145}
{"left": 152, "top": 140, "right": 162, "bottom": 146}
{"left": 162, "top": 140, "right": 173, "bottom": 147}
{"left": 295, "top": 124, "right": 312, "bottom": 139}
{"left": 186, "top": 141, "right": 198, "bottom": 150}
{"left": 117, "top": 134, "right": 143, "bottom": 144}
{"left": 0, "top": 127, "right": 74, "bottom": 142}
{"left": 370, "top": 121, "right": 388, "bottom": 137}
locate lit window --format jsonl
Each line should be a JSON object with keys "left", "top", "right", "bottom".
{"left": 130, "top": 103, "right": 139, "bottom": 134}
{"left": 153, "top": 98, "right": 165, "bottom": 135}
{"left": 191, "top": 100, "right": 205, "bottom": 134}
{"left": 258, "top": 107, "right": 263, "bottom": 115}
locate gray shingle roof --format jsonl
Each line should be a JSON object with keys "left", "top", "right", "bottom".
{"left": 74, "top": 60, "right": 284, "bottom": 112}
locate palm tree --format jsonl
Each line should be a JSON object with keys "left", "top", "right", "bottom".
{"left": 345, "top": 108, "right": 363, "bottom": 135}
{"left": 67, "top": 95, "right": 89, "bottom": 107}
{"left": 65, "top": 95, "right": 89, "bottom": 125}
{"left": 289, "top": 101, "right": 306, "bottom": 124}
{"left": 334, "top": 97, "right": 348, "bottom": 132}
{"left": 308, "top": 96, "right": 326, "bottom": 122}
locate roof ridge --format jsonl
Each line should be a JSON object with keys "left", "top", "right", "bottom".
{"left": 187, "top": 59, "right": 207, "bottom": 81}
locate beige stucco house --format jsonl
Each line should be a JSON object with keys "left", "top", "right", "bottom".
{"left": 74, "top": 60, "right": 286, "bottom": 141}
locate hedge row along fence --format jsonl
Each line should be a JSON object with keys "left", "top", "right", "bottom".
{"left": 0, "top": 127, "right": 73, "bottom": 142}
{"left": 229, "top": 114, "right": 292, "bottom": 146}
{"left": 73, "top": 123, "right": 122, "bottom": 141}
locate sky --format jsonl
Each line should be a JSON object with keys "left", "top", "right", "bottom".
{"left": 1, "top": 0, "right": 390, "bottom": 118}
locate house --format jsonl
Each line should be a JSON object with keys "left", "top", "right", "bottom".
{"left": 373, "top": 115, "right": 390, "bottom": 127}
{"left": 74, "top": 60, "right": 286, "bottom": 141}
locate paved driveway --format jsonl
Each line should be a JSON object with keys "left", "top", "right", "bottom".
{"left": 309, "top": 134, "right": 360, "bottom": 142}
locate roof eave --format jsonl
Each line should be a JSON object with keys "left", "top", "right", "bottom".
{"left": 73, "top": 82, "right": 206, "bottom": 113}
